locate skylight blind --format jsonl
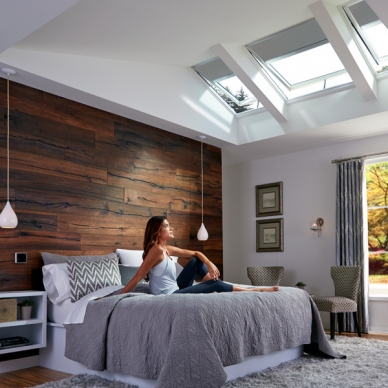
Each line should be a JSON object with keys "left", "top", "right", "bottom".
{"left": 247, "top": 19, "right": 327, "bottom": 62}
{"left": 193, "top": 57, "right": 233, "bottom": 82}
{"left": 348, "top": 1, "right": 379, "bottom": 27}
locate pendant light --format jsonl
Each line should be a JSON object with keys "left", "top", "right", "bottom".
{"left": 197, "top": 135, "right": 208, "bottom": 241}
{"left": 0, "top": 68, "right": 18, "bottom": 228}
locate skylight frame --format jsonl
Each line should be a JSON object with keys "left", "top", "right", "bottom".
{"left": 249, "top": 44, "right": 348, "bottom": 92}
{"left": 192, "top": 58, "right": 261, "bottom": 115}
{"left": 245, "top": 19, "right": 350, "bottom": 99}
{"left": 342, "top": 0, "right": 388, "bottom": 73}
{"left": 247, "top": 45, "right": 351, "bottom": 102}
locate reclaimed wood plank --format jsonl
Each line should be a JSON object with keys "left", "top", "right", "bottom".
{"left": 0, "top": 149, "right": 107, "bottom": 185}
{"left": 13, "top": 211, "right": 58, "bottom": 232}
{"left": 15, "top": 190, "right": 155, "bottom": 218}
{"left": 7, "top": 109, "right": 96, "bottom": 150}
{"left": 125, "top": 188, "right": 191, "bottom": 212}
{"left": 57, "top": 214, "right": 146, "bottom": 236}
{"left": 0, "top": 230, "right": 80, "bottom": 256}
{"left": 0, "top": 170, "right": 124, "bottom": 203}
{"left": 0, "top": 84, "right": 118, "bottom": 135}
{"left": 81, "top": 234, "right": 146, "bottom": 249}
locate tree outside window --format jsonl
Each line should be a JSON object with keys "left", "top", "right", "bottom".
{"left": 366, "top": 162, "right": 388, "bottom": 286}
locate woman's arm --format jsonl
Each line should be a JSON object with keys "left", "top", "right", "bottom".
{"left": 120, "top": 246, "right": 163, "bottom": 294}
{"left": 167, "top": 246, "right": 220, "bottom": 280}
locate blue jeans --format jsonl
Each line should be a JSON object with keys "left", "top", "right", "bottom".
{"left": 173, "top": 257, "right": 233, "bottom": 294}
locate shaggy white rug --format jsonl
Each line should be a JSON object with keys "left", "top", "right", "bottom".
{"left": 30, "top": 336, "right": 388, "bottom": 388}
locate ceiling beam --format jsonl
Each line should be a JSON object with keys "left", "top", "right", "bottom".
{"left": 310, "top": 0, "right": 377, "bottom": 101}
{"left": 365, "top": 0, "right": 388, "bottom": 29}
{"left": 212, "top": 43, "right": 288, "bottom": 123}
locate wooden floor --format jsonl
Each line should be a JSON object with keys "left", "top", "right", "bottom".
{"left": 0, "top": 366, "right": 71, "bottom": 388}
{"left": 1, "top": 332, "right": 387, "bottom": 388}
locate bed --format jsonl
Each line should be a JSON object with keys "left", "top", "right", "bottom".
{"left": 38, "top": 251, "right": 339, "bottom": 388}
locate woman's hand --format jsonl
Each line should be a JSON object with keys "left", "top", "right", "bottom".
{"left": 207, "top": 262, "right": 220, "bottom": 281}
{"left": 167, "top": 246, "right": 220, "bottom": 281}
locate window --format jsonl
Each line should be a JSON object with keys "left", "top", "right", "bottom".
{"left": 366, "top": 160, "right": 388, "bottom": 297}
{"left": 246, "top": 19, "right": 352, "bottom": 100}
{"left": 343, "top": 0, "right": 388, "bottom": 74}
{"left": 193, "top": 57, "right": 261, "bottom": 114}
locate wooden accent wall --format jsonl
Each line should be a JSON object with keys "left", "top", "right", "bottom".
{"left": 0, "top": 79, "right": 222, "bottom": 291}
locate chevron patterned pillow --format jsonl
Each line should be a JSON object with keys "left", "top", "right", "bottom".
{"left": 66, "top": 257, "right": 121, "bottom": 302}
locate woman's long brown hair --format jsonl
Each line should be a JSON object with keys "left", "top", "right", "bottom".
{"left": 142, "top": 216, "right": 166, "bottom": 282}
{"left": 142, "top": 215, "right": 166, "bottom": 260}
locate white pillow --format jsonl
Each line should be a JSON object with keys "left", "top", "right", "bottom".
{"left": 42, "top": 263, "right": 71, "bottom": 304}
{"left": 116, "top": 249, "right": 181, "bottom": 276}
{"left": 116, "top": 249, "right": 144, "bottom": 266}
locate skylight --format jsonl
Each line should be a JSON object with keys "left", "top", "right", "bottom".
{"left": 343, "top": 0, "right": 388, "bottom": 73}
{"left": 246, "top": 19, "right": 352, "bottom": 99}
{"left": 193, "top": 57, "right": 261, "bottom": 114}
{"left": 269, "top": 43, "right": 345, "bottom": 85}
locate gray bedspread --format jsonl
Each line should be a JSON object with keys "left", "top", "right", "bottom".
{"left": 64, "top": 287, "right": 338, "bottom": 388}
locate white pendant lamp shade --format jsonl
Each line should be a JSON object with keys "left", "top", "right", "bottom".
{"left": 197, "top": 222, "right": 209, "bottom": 241}
{"left": 0, "top": 201, "right": 18, "bottom": 228}
{"left": 1, "top": 68, "right": 18, "bottom": 228}
{"left": 197, "top": 135, "right": 208, "bottom": 241}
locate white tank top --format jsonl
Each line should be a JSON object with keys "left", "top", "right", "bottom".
{"left": 148, "top": 255, "right": 179, "bottom": 295}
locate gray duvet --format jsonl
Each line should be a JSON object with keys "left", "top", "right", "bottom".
{"left": 64, "top": 287, "right": 338, "bottom": 388}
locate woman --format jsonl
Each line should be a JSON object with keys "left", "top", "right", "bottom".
{"left": 120, "top": 216, "right": 279, "bottom": 295}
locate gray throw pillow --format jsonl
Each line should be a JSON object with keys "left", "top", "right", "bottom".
{"left": 119, "top": 265, "right": 145, "bottom": 285}
{"left": 66, "top": 257, "right": 121, "bottom": 302}
{"left": 41, "top": 252, "right": 117, "bottom": 266}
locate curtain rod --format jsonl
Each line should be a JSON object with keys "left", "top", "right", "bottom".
{"left": 331, "top": 151, "right": 388, "bottom": 164}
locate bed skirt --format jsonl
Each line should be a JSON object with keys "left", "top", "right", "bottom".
{"left": 39, "top": 323, "right": 303, "bottom": 388}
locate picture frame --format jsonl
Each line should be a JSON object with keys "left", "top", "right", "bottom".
{"left": 255, "top": 181, "right": 283, "bottom": 217}
{"left": 256, "top": 218, "right": 284, "bottom": 252}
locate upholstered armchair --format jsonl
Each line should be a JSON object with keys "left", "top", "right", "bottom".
{"left": 247, "top": 266, "right": 284, "bottom": 286}
{"left": 312, "top": 266, "right": 361, "bottom": 340}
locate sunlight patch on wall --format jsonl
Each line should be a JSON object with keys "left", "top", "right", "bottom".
{"left": 181, "top": 94, "right": 233, "bottom": 135}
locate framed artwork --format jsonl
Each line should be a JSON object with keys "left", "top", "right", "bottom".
{"left": 256, "top": 181, "right": 283, "bottom": 217}
{"left": 256, "top": 218, "right": 284, "bottom": 252}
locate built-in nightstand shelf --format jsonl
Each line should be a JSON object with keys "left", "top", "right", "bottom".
{"left": 0, "top": 290, "right": 47, "bottom": 356}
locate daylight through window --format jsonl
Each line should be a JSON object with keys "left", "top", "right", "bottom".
{"left": 343, "top": 0, "right": 388, "bottom": 74}
{"left": 366, "top": 160, "right": 388, "bottom": 297}
{"left": 246, "top": 18, "right": 352, "bottom": 99}
{"left": 193, "top": 57, "right": 261, "bottom": 114}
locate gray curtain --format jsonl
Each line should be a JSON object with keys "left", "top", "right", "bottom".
{"left": 336, "top": 159, "right": 368, "bottom": 333}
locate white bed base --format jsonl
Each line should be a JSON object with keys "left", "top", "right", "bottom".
{"left": 39, "top": 323, "right": 303, "bottom": 388}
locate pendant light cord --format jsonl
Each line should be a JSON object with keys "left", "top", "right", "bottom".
{"left": 6, "top": 74, "right": 10, "bottom": 202}
{"left": 201, "top": 140, "right": 203, "bottom": 224}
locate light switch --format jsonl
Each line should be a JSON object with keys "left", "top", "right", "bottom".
{"left": 15, "top": 252, "right": 27, "bottom": 263}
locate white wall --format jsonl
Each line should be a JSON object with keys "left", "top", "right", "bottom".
{"left": 369, "top": 299, "right": 388, "bottom": 332}
{"left": 223, "top": 131, "right": 388, "bottom": 332}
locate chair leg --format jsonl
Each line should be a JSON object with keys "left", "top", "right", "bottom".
{"left": 330, "top": 313, "right": 336, "bottom": 340}
{"left": 338, "top": 313, "right": 343, "bottom": 334}
{"left": 353, "top": 312, "right": 361, "bottom": 337}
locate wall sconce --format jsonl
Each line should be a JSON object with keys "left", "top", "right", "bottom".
{"left": 310, "top": 218, "right": 324, "bottom": 237}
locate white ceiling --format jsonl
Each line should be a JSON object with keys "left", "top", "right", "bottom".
{"left": 13, "top": 0, "right": 318, "bottom": 66}
{"left": 0, "top": 0, "right": 388, "bottom": 166}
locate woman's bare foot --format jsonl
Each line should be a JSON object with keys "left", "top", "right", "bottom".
{"left": 232, "top": 285, "right": 279, "bottom": 292}
{"left": 251, "top": 286, "right": 279, "bottom": 292}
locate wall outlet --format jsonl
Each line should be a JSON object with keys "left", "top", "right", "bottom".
{"left": 15, "top": 252, "right": 27, "bottom": 264}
